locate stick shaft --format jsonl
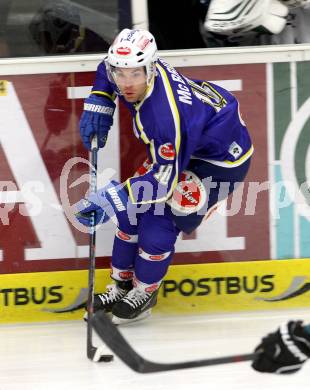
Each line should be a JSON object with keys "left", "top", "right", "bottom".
{"left": 86, "top": 136, "right": 98, "bottom": 359}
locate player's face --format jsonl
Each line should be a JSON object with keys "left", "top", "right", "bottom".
{"left": 112, "top": 67, "right": 148, "bottom": 102}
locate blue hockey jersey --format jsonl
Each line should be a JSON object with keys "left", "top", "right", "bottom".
{"left": 91, "top": 58, "right": 253, "bottom": 205}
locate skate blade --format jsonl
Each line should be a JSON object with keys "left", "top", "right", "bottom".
{"left": 112, "top": 309, "right": 152, "bottom": 325}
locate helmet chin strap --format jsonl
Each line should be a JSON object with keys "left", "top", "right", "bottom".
{"left": 133, "top": 88, "right": 148, "bottom": 104}
{"left": 133, "top": 75, "right": 156, "bottom": 107}
{"left": 145, "top": 62, "right": 157, "bottom": 86}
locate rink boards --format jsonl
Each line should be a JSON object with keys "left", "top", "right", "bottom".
{"left": 0, "top": 259, "right": 309, "bottom": 324}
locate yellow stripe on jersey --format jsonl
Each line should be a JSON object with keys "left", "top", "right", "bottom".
{"left": 149, "top": 139, "right": 157, "bottom": 164}
{"left": 126, "top": 78, "right": 157, "bottom": 204}
{"left": 131, "top": 77, "right": 156, "bottom": 145}
{"left": 223, "top": 144, "right": 254, "bottom": 166}
{"left": 135, "top": 112, "right": 150, "bottom": 145}
{"left": 126, "top": 63, "right": 182, "bottom": 205}
{"left": 126, "top": 178, "right": 136, "bottom": 204}
{"left": 91, "top": 90, "right": 116, "bottom": 101}
{"left": 155, "top": 63, "right": 181, "bottom": 199}
{"left": 192, "top": 144, "right": 254, "bottom": 168}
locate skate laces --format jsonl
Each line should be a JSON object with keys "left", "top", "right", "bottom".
{"left": 98, "top": 284, "right": 126, "bottom": 305}
{"left": 122, "top": 287, "right": 151, "bottom": 309}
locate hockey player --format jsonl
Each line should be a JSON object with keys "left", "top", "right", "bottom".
{"left": 252, "top": 320, "right": 310, "bottom": 374}
{"left": 75, "top": 28, "right": 253, "bottom": 324}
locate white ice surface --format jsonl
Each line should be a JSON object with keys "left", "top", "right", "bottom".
{"left": 1, "top": 309, "right": 310, "bottom": 390}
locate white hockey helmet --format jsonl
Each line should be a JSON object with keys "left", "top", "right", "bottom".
{"left": 106, "top": 28, "right": 158, "bottom": 86}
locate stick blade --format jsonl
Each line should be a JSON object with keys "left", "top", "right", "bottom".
{"left": 92, "top": 311, "right": 255, "bottom": 373}
{"left": 92, "top": 311, "right": 151, "bottom": 372}
{"left": 87, "top": 343, "right": 114, "bottom": 362}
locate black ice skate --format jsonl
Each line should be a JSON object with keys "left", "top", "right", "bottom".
{"left": 111, "top": 282, "right": 160, "bottom": 324}
{"left": 84, "top": 279, "right": 133, "bottom": 320}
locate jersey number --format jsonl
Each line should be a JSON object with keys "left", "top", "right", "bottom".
{"left": 190, "top": 81, "right": 227, "bottom": 112}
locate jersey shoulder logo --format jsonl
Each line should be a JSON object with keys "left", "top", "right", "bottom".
{"left": 229, "top": 142, "right": 243, "bottom": 159}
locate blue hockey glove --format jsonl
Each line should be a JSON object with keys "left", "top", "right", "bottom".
{"left": 75, "top": 196, "right": 108, "bottom": 226}
{"left": 79, "top": 94, "right": 116, "bottom": 150}
{"left": 75, "top": 180, "right": 129, "bottom": 227}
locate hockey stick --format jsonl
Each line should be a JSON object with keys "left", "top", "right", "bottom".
{"left": 92, "top": 310, "right": 255, "bottom": 373}
{"left": 86, "top": 136, "right": 113, "bottom": 363}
